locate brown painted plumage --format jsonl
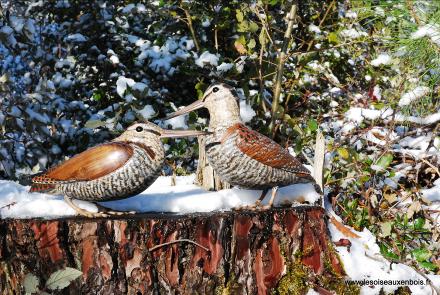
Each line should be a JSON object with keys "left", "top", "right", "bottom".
{"left": 223, "top": 123, "right": 311, "bottom": 176}
{"left": 31, "top": 142, "right": 133, "bottom": 188}
{"left": 164, "top": 84, "right": 316, "bottom": 208}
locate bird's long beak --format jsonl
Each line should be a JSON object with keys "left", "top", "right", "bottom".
{"left": 160, "top": 129, "right": 210, "bottom": 138}
{"left": 163, "top": 99, "right": 205, "bottom": 120}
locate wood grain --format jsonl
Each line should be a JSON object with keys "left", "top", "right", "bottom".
{"left": 32, "top": 142, "right": 133, "bottom": 185}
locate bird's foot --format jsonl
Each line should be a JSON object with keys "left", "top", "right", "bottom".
{"left": 232, "top": 200, "right": 270, "bottom": 211}
{"left": 95, "top": 203, "right": 137, "bottom": 216}
{"left": 64, "top": 196, "right": 136, "bottom": 218}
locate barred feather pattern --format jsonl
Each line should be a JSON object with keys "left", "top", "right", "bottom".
{"left": 205, "top": 124, "right": 314, "bottom": 190}
{"left": 38, "top": 143, "right": 164, "bottom": 201}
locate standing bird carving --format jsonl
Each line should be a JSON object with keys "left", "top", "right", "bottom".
{"left": 164, "top": 83, "right": 315, "bottom": 209}
{"left": 30, "top": 122, "right": 209, "bottom": 217}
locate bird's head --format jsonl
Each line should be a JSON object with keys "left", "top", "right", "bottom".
{"left": 118, "top": 122, "right": 209, "bottom": 144}
{"left": 163, "top": 83, "right": 241, "bottom": 128}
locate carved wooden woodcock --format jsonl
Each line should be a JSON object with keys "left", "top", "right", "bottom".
{"left": 29, "top": 122, "right": 209, "bottom": 217}
{"left": 164, "top": 83, "right": 316, "bottom": 209}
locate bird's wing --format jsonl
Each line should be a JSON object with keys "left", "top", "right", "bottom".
{"left": 222, "top": 123, "right": 312, "bottom": 176}
{"left": 30, "top": 142, "right": 133, "bottom": 192}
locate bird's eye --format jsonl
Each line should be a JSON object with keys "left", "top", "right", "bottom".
{"left": 136, "top": 126, "right": 143, "bottom": 132}
{"left": 212, "top": 86, "right": 219, "bottom": 93}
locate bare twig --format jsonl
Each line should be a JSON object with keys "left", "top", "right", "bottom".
{"left": 181, "top": 3, "right": 200, "bottom": 52}
{"left": 269, "top": 4, "right": 297, "bottom": 137}
{"left": 0, "top": 202, "right": 17, "bottom": 210}
{"left": 149, "top": 239, "right": 210, "bottom": 252}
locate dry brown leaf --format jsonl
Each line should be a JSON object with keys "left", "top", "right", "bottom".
{"left": 234, "top": 40, "right": 247, "bottom": 54}
{"left": 330, "top": 215, "right": 360, "bottom": 239}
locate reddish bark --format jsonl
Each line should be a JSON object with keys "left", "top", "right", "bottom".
{"left": 0, "top": 206, "right": 345, "bottom": 294}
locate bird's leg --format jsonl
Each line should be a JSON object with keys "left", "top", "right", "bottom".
{"left": 94, "top": 203, "right": 136, "bottom": 216}
{"left": 254, "top": 188, "right": 270, "bottom": 208}
{"left": 261, "top": 186, "right": 279, "bottom": 210}
{"left": 64, "top": 196, "right": 110, "bottom": 218}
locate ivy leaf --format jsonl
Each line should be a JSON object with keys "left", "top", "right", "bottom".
{"left": 23, "top": 273, "right": 39, "bottom": 294}
{"left": 235, "top": 10, "right": 244, "bottom": 22}
{"left": 247, "top": 38, "right": 256, "bottom": 50}
{"left": 337, "top": 147, "right": 349, "bottom": 160}
{"left": 380, "top": 222, "right": 392, "bottom": 237}
{"left": 328, "top": 32, "right": 339, "bottom": 44}
{"left": 413, "top": 217, "right": 425, "bottom": 230}
{"left": 412, "top": 248, "right": 431, "bottom": 262}
{"left": 249, "top": 21, "right": 259, "bottom": 33}
{"left": 376, "top": 153, "right": 393, "bottom": 169}
{"left": 307, "top": 119, "right": 318, "bottom": 132}
{"left": 419, "top": 261, "right": 439, "bottom": 272}
{"left": 46, "top": 267, "right": 82, "bottom": 290}
{"left": 379, "top": 243, "right": 399, "bottom": 260}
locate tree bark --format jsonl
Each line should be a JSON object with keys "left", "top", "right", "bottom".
{"left": 0, "top": 206, "right": 357, "bottom": 295}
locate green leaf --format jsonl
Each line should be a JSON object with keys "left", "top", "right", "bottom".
{"left": 413, "top": 217, "right": 425, "bottom": 230}
{"left": 84, "top": 120, "right": 106, "bottom": 129}
{"left": 46, "top": 267, "right": 82, "bottom": 290}
{"left": 376, "top": 153, "right": 393, "bottom": 169}
{"left": 237, "top": 21, "right": 249, "bottom": 32}
{"left": 249, "top": 21, "right": 259, "bottom": 33}
{"left": 419, "top": 261, "right": 439, "bottom": 272}
{"left": 307, "top": 119, "right": 318, "bottom": 132}
{"left": 412, "top": 248, "right": 431, "bottom": 262}
{"left": 337, "top": 147, "right": 349, "bottom": 160}
{"left": 23, "top": 273, "right": 39, "bottom": 294}
{"left": 380, "top": 222, "right": 393, "bottom": 237}
{"left": 236, "top": 10, "right": 244, "bottom": 22}
{"left": 92, "top": 92, "right": 102, "bottom": 101}
{"left": 247, "top": 38, "right": 256, "bottom": 50}
{"left": 328, "top": 32, "right": 339, "bottom": 44}
{"left": 379, "top": 243, "right": 399, "bottom": 260}
{"left": 258, "top": 29, "right": 266, "bottom": 46}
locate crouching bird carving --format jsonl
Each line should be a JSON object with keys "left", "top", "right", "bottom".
{"left": 164, "top": 83, "right": 316, "bottom": 209}
{"left": 30, "top": 122, "right": 209, "bottom": 217}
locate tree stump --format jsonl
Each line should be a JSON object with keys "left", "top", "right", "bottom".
{"left": 0, "top": 206, "right": 358, "bottom": 294}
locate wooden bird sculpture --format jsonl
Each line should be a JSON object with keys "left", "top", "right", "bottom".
{"left": 30, "top": 122, "right": 209, "bottom": 217}
{"left": 164, "top": 83, "right": 315, "bottom": 209}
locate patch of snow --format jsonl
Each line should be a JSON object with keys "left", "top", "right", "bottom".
{"left": 422, "top": 178, "right": 440, "bottom": 202}
{"left": 163, "top": 115, "right": 188, "bottom": 130}
{"left": 398, "top": 86, "right": 430, "bottom": 107}
{"left": 109, "top": 55, "right": 119, "bottom": 65}
{"left": 25, "top": 108, "right": 49, "bottom": 124}
{"left": 116, "top": 76, "right": 135, "bottom": 98}
{"left": 195, "top": 51, "right": 219, "bottom": 67}
{"left": 216, "top": 62, "right": 234, "bottom": 72}
{"left": 340, "top": 28, "right": 368, "bottom": 39}
{"left": 65, "top": 33, "right": 87, "bottom": 42}
{"left": 394, "top": 112, "right": 440, "bottom": 125}
{"left": 239, "top": 100, "right": 256, "bottom": 123}
{"left": 202, "top": 18, "right": 211, "bottom": 27}
{"left": 0, "top": 176, "right": 320, "bottom": 219}
{"left": 371, "top": 53, "right": 392, "bottom": 67}
{"left": 326, "top": 198, "right": 440, "bottom": 294}
{"left": 345, "top": 107, "right": 393, "bottom": 124}
{"left": 136, "top": 105, "right": 156, "bottom": 120}
{"left": 308, "top": 24, "right": 321, "bottom": 34}
{"left": 345, "top": 11, "right": 357, "bottom": 19}
{"left": 411, "top": 24, "right": 440, "bottom": 47}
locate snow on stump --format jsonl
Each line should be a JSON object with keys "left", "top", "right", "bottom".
{"left": 0, "top": 206, "right": 357, "bottom": 294}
